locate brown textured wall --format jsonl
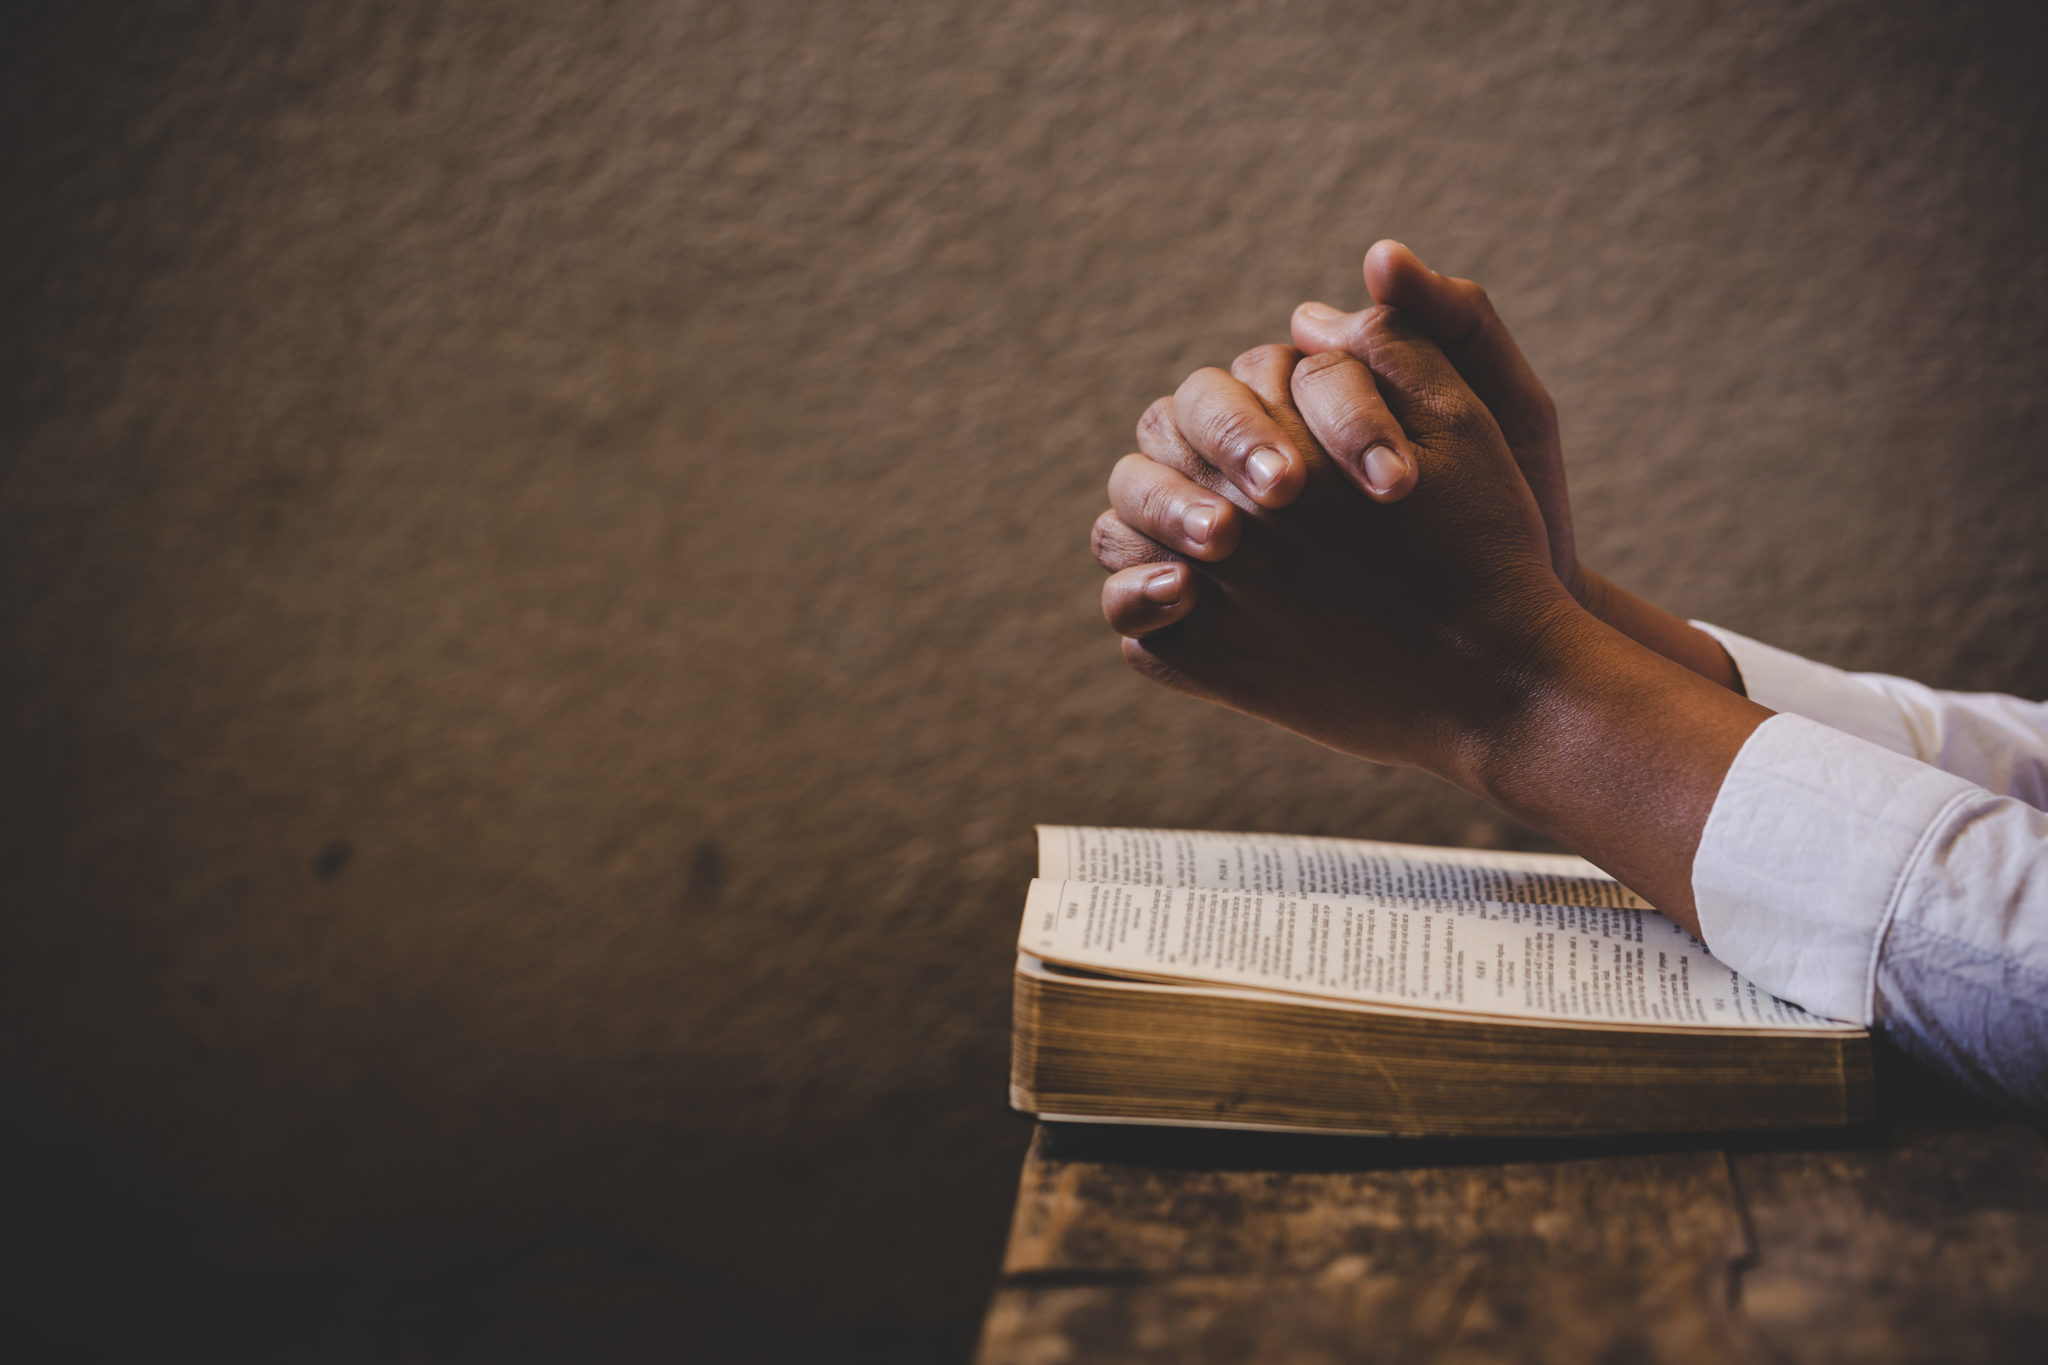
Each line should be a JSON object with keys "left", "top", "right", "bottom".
{"left": 4, "top": 1, "right": 2046, "bottom": 1359}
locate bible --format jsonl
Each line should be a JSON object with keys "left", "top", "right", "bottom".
{"left": 1011, "top": 825, "right": 1874, "bottom": 1136}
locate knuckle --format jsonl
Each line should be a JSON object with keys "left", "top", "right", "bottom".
{"left": 1293, "top": 355, "right": 1388, "bottom": 450}
{"left": 1323, "top": 396, "right": 1392, "bottom": 451}
{"left": 1359, "top": 303, "right": 1407, "bottom": 343}
{"left": 1090, "top": 510, "right": 1125, "bottom": 563}
{"left": 1175, "top": 367, "right": 1231, "bottom": 403}
{"left": 1292, "top": 349, "right": 1358, "bottom": 385}
{"left": 1109, "top": 460, "right": 1185, "bottom": 538}
{"left": 1091, "top": 509, "right": 1176, "bottom": 570}
{"left": 1342, "top": 306, "right": 1396, "bottom": 361}
{"left": 1195, "top": 402, "right": 1264, "bottom": 460}
{"left": 1232, "top": 342, "right": 1294, "bottom": 372}
{"left": 1107, "top": 451, "right": 1150, "bottom": 498}
{"left": 1327, "top": 310, "right": 1377, "bottom": 354}
{"left": 1232, "top": 344, "right": 1300, "bottom": 398}
{"left": 1134, "top": 479, "right": 1181, "bottom": 535}
{"left": 1136, "top": 396, "right": 1176, "bottom": 446}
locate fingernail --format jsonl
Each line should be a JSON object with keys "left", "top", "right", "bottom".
{"left": 1246, "top": 447, "right": 1288, "bottom": 495}
{"left": 1182, "top": 504, "right": 1218, "bottom": 545}
{"left": 1297, "top": 301, "right": 1343, "bottom": 321}
{"left": 1142, "top": 567, "right": 1182, "bottom": 604}
{"left": 1363, "top": 444, "right": 1412, "bottom": 495}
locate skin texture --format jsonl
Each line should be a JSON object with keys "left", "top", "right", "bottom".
{"left": 1294, "top": 242, "right": 1745, "bottom": 692}
{"left": 1106, "top": 320, "right": 1572, "bottom": 777}
{"left": 1094, "top": 258, "right": 1781, "bottom": 934}
{"left": 1130, "top": 240, "right": 1744, "bottom": 692}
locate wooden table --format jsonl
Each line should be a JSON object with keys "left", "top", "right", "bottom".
{"left": 976, "top": 1056, "right": 2048, "bottom": 1363}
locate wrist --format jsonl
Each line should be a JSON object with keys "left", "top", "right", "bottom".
{"left": 1436, "top": 595, "right": 1612, "bottom": 799}
{"left": 1442, "top": 611, "right": 1773, "bottom": 925}
{"left": 1572, "top": 566, "right": 1744, "bottom": 693}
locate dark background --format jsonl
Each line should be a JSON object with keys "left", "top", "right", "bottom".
{"left": 4, "top": 1, "right": 2046, "bottom": 1360}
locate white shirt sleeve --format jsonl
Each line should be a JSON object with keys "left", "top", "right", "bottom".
{"left": 1689, "top": 640, "right": 2048, "bottom": 1115}
{"left": 1693, "top": 620, "right": 2048, "bottom": 806}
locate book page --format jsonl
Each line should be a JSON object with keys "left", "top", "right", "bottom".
{"left": 1036, "top": 825, "right": 1647, "bottom": 909}
{"left": 1020, "top": 878, "right": 1859, "bottom": 1033}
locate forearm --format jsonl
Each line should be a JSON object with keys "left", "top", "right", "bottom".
{"left": 1574, "top": 567, "right": 1744, "bottom": 695}
{"left": 1449, "top": 609, "right": 1773, "bottom": 935}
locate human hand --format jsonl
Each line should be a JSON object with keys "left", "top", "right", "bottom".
{"left": 1092, "top": 309, "right": 1579, "bottom": 779}
{"left": 1292, "top": 241, "right": 1742, "bottom": 693}
{"left": 1121, "top": 242, "right": 1568, "bottom": 587}
{"left": 1086, "top": 334, "right": 1421, "bottom": 639}
{"left": 1086, "top": 314, "right": 1430, "bottom": 641}
{"left": 1091, "top": 302, "right": 1769, "bottom": 925}
{"left": 1292, "top": 240, "right": 1577, "bottom": 594}
{"left": 1127, "top": 326, "right": 1425, "bottom": 522}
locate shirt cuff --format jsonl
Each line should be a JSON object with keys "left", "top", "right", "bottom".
{"left": 1693, "top": 713, "right": 1980, "bottom": 1024}
{"left": 1691, "top": 620, "right": 1918, "bottom": 759}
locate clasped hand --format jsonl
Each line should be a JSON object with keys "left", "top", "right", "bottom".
{"left": 1092, "top": 244, "right": 1586, "bottom": 785}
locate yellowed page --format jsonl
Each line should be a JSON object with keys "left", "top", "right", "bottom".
{"left": 1019, "top": 878, "right": 1859, "bottom": 1033}
{"left": 1035, "top": 824, "right": 1645, "bottom": 909}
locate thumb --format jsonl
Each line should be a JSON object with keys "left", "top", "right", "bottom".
{"left": 1329, "top": 305, "right": 1499, "bottom": 452}
{"left": 1337, "top": 305, "right": 1556, "bottom": 578}
{"left": 1292, "top": 240, "right": 1557, "bottom": 463}
{"left": 1293, "top": 242, "right": 1575, "bottom": 585}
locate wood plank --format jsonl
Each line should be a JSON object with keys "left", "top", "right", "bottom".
{"left": 978, "top": 1110, "right": 2048, "bottom": 1365}
{"left": 1731, "top": 1119, "right": 2048, "bottom": 1364}
{"left": 978, "top": 1125, "right": 1765, "bottom": 1364}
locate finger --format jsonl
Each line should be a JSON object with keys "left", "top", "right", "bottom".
{"left": 1102, "top": 562, "right": 1197, "bottom": 637}
{"left": 1091, "top": 508, "right": 1187, "bottom": 573}
{"left": 1364, "top": 240, "right": 1555, "bottom": 450}
{"left": 1136, "top": 396, "right": 1247, "bottom": 506}
{"left": 1227, "top": 341, "right": 1299, "bottom": 393}
{"left": 1292, "top": 241, "right": 1556, "bottom": 461}
{"left": 1172, "top": 365, "right": 1309, "bottom": 509}
{"left": 1107, "top": 453, "right": 1243, "bottom": 562}
{"left": 1226, "top": 343, "right": 1321, "bottom": 468}
{"left": 1287, "top": 351, "right": 1418, "bottom": 502}
{"left": 1329, "top": 306, "right": 1503, "bottom": 457}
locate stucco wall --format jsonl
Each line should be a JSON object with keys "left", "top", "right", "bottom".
{"left": 4, "top": 1, "right": 2045, "bottom": 1358}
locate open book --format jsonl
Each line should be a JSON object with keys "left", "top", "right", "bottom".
{"left": 1011, "top": 826, "right": 1874, "bottom": 1136}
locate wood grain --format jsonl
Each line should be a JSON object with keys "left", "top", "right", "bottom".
{"left": 977, "top": 1109, "right": 2048, "bottom": 1364}
{"left": 1731, "top": 1121, "right": 2048, "bottom": 1364}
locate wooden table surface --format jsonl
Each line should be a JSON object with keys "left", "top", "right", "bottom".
{"left": 975, "top": 1058, "right": 2048, "bottom": 1364}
